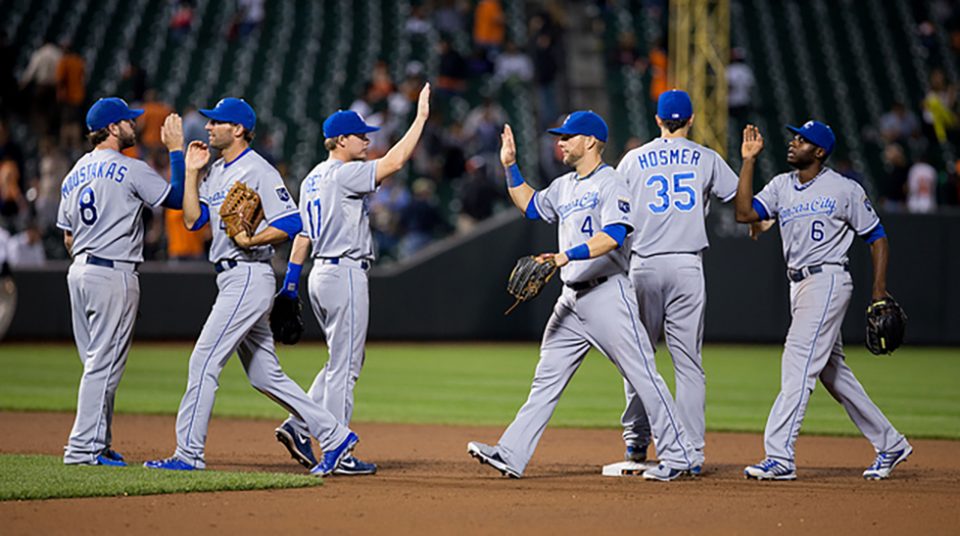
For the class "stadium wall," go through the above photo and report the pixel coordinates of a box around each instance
[6,210,958,344]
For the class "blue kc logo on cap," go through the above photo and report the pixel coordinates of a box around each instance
[86,97,144,131]
[200,98,256,130]
[657,90,693,121]
[786,120,835,155]
[323,110,381,138]
[547,110,608,142]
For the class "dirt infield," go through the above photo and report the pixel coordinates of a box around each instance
[1,412,958,535]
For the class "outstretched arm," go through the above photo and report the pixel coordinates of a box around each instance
[734,125,764,223]
[375,83,430,184]
[869,236,889,301]
[182,141,210,229]
[501,123,537,212]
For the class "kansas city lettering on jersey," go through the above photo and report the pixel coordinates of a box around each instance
[779,195,838,225]
[61,161,129,197]
[556,191,600,220]
[635,147,701,170]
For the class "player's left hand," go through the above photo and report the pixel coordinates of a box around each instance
[416,82,430,120]
[748,219,775,240]
[233,230,254,248]
[536,252,568,268]
[161,113,184,152]
[741,125,764,160]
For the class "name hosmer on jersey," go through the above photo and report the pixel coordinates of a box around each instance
[632,146,702,170]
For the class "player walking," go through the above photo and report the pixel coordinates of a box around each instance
[59,97,185,466]
[735,121,912,480]
[273,84,431,475]
[615,90,740,468]
[467,112,698,481]
[144,98,357,476]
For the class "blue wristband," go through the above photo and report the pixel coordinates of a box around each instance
[280,262,302,298]
[507,163,525,188]
[564,243,591,261]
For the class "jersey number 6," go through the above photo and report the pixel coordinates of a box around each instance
[646,172,697,214]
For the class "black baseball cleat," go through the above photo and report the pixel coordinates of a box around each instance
[467,441,521,478]
[275,422,318,470]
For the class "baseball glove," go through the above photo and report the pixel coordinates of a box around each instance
[270,294,304,345]
[220,181,264,238]
[504,255,558,315]
[865,296,907,355]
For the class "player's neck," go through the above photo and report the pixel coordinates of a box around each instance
[221,141,249,163]
[659,128,688,139]
[574,153,604,178]
[95,138,121,152]
[797,162,824,183]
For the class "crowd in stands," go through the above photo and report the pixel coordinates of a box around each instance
[1,0,958,269]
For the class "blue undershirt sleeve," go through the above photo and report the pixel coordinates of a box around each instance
[862,223,886,244]
[600,223,628,248]
[190,203,210,231]
[525,194,541,220]
[161,150,185,209]
[751,198,770,221]
[270,212,303,240]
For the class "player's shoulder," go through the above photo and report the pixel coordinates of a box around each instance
[824,167,867,194]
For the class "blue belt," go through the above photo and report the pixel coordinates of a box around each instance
[319,257,370,270]
[214,259,269,273]
[787,263,848,283]
[84,254,138,271]
[566,276,608,292]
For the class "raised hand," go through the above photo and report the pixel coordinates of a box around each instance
[500,123,517,167]
[417,82,430,120]
[185,140,211,171]
[741,124,764,160]
[161,113,184,152]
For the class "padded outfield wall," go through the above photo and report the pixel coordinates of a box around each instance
[5,209,959,344]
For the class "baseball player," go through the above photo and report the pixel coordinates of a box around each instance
[467,112,698,481]
[144,98,357,476]
[615,89,740,468]
[273,84,431,475]
[735,121,912,480]
[59,97,185,466]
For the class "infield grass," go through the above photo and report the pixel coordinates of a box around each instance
[0,454,321,500]
[1,343,957,439]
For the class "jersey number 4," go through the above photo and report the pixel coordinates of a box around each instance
[646,172,697,214]
[306,199,322,238]
[79,187,98,225]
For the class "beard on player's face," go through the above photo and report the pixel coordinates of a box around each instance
[115,121,136,150]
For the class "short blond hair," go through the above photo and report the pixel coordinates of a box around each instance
[324,137,339,151]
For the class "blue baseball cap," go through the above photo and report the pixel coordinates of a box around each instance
[547,110,608,142]
[786,120,835,155]
[657,89,693,120]
[323,110,381,138]
[86,97,144,131]
[200,98,256,130]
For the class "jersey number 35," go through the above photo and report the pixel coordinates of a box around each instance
[646,172,697,214]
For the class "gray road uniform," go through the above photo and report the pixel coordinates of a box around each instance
[57,149,171,464]
[281,159,376,434]
[616,137,739,459]
[752,167,908,469]
[171,149,350,468]
[493,165,697,475]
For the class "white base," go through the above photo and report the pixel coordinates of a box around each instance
[601,461,653,477]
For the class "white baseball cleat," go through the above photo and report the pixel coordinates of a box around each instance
[863,445,913,480]
[744,458,797,480]
[467,441,521,478]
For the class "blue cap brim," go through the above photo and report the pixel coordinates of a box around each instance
[199,109,229,122]
[359,125,380,134]
[547,126,574,136]
[785,125,802,136]
[127,109,145,120]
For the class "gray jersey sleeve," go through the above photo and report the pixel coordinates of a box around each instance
[532,177,561,223]
[128,160,172,208]
[258,170,299,225]
[753,174,785,219]
[599,177,635,231]
[57,192,73,232]
[339,161,378,195]
[846,181,881,235]
[709,152,739,202]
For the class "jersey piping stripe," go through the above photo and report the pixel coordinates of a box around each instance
[91,271,129,458]
[149,183,173,208]
[618,278,693,469]
[346,268,355,422]
[784,273,835,455]
[184,266,252,447]
[266,208,300,225]
[856,218,881,236]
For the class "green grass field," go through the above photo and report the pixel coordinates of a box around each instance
[2,342,958,439]
[0,454,322,500]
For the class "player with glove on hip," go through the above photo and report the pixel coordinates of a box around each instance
[467,112,698,481]
[272,84,431,476]
[735,121,912,481]
[145,98,358,476]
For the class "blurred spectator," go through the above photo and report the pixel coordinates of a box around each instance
[473,0,505,56]
[539,116,565,181]
[122,62,148,103]
[405,5,432,36]
[466,46,494,78]
[463,98,507,177]
[165,208,208,261]
[236,0,265,38]
[533,33,559,130]
[0,120,24,222]
[434,0,468,36]
[727,47,755,131]
[369,175,411,260]
[647,38,669,102]
[56,41,86,150]
[834,158,864,185]
[370,59,395,102]
[879,102,920,145]
[611,32,641,68]
[169,0,195,42]
[138,90,174,153]
[182,105,207,145]
[493,41,534,86]
[922,69,958,145]
[437,38,468,96]
[907,153,937,213]
[19,41,62,135]
[3,224,45,268]
[34,136,68,232]
[350,81,379,120]
[456,156,500,233]
[0,32,18,114]
[399,178,446,258]
[880,143,909,210]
